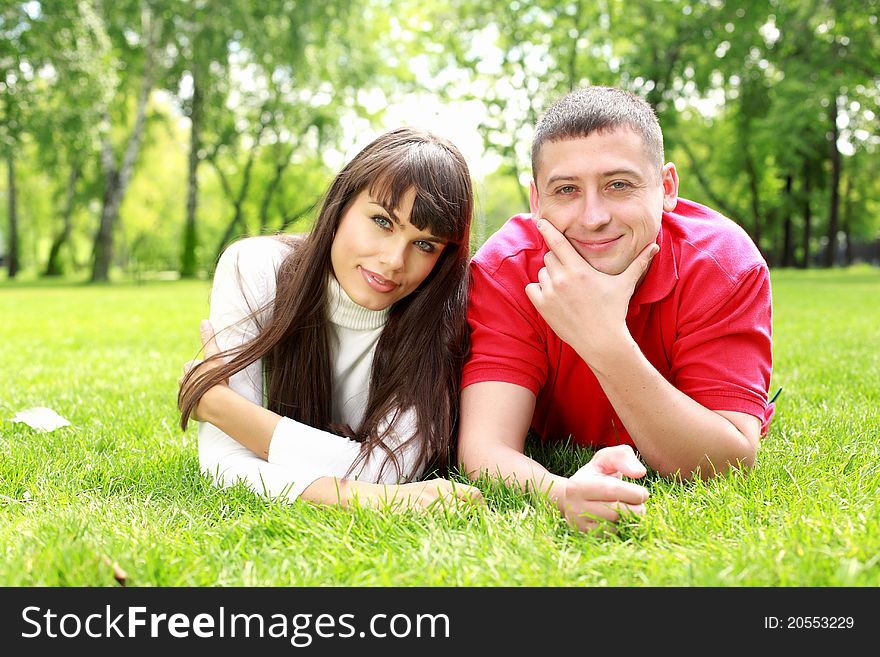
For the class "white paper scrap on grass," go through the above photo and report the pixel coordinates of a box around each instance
[11,407,72,432]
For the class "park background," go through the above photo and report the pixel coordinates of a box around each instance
[1,0,878,587]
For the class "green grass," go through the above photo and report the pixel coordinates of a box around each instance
[1,267,878,586]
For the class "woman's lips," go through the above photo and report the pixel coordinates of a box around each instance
[572,235,622,252]
[359,266,398,293]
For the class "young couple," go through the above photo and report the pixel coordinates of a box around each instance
[178,86,773,533]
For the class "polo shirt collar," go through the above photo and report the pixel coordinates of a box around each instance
[628,216,678,315]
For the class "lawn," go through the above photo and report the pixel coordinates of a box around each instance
[1,267,878,586]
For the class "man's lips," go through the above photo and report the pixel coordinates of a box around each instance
[359,266,399,293]
[571,235,622,252]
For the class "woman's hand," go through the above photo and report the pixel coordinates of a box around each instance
[305,477,485,512]
[179,320,228,422]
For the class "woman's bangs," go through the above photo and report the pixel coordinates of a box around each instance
[367,147,470,243]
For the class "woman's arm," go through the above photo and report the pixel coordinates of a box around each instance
[196,375,481,509]
[192,238,481,508]
[195,238,375,499]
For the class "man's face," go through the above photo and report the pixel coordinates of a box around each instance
[530,127,678,275]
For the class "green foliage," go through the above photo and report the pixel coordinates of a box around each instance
[1,268,878,585]
[2,0,878,276]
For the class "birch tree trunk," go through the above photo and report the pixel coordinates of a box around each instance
[180,66,203,278]
[90,8,158,282]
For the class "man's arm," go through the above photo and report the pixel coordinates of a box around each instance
[458,382,561,496]
[586,338,761,478]
[526,219,761,480]
[459,381,649,532]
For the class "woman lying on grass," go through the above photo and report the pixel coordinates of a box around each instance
[178,127,483,511]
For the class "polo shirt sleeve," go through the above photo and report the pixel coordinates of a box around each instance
[461,258,549,395]
[670,262,772,423]
[197,238,389,501]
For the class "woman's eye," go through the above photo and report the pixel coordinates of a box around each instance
[372,215,392,230]
[414,240,436,254]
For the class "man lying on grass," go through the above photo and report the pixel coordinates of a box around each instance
[458,86,774,533]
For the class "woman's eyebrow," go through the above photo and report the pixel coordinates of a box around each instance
[367,200,447,243]
[368,201,400,224]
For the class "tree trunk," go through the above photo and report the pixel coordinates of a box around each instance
[180,67,203,278]
[91,171,122,282]
[278,198,320,231]
[823,96,841,268]
[259,133,299,232]
[744,148,762,247]
[214,204,245,265]
[212,118,268,263]
[90,10,157,282]
[800,161,813,269]
[678,137,744,226]
[44,163,81,276]
[781,175,795,267]
[5,154,19,279]
[841,167,854,266]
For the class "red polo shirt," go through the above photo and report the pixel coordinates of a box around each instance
[462,198,773,448]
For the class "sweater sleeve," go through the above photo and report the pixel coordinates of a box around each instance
[197,237,403,501]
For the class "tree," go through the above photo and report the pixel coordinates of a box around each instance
[0,2,40,279]
[88,0,169,282]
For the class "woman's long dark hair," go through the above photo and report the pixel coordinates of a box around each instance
[179,127,473,480]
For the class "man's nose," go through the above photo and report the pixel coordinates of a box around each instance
[577,193,612,231]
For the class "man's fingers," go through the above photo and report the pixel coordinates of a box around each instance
[622,242,659,287]
[200,319,220,357]
[543,250,560,270]
[537,266,552,288]
[524,281,542,308]
[585,444,648,479]
[535,218,580,267]
[576,500,647,524]
[567,474,649,505]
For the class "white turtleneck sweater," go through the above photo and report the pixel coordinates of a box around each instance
[198,236,423,501]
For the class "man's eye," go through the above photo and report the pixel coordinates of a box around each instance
[609,181,629,190]
[372,215,392,229]
[558,185,576,194]
[414,240,436,253]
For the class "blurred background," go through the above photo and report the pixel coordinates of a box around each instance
[0,0,877,282]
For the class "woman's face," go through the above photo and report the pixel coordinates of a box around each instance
[330,188,448,310]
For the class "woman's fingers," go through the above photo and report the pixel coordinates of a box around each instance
[429,479,485,507]
[178,359,202,387]
[200,320,220,357]
[390,479,486,511]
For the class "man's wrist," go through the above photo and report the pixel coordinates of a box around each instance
[543,473,569,514]
[579,331,639,377]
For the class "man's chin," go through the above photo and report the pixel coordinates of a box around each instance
[575,251,627,276]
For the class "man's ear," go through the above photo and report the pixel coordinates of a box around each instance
[529,179,540,215]
[661,163,679,212]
